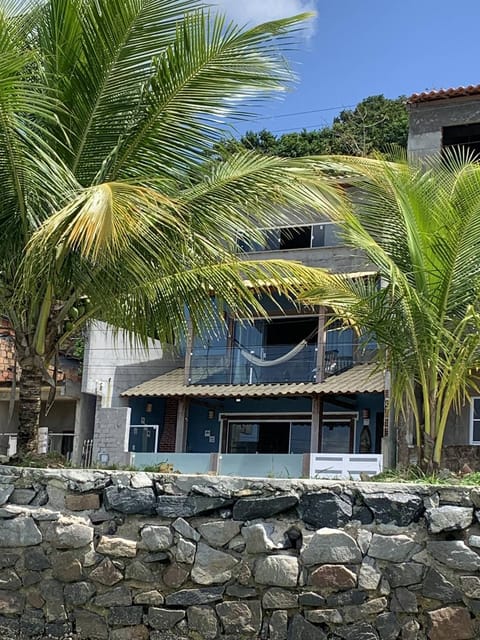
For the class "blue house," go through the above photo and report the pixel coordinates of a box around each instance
[120,220,386,478]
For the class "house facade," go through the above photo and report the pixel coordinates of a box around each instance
[82,216,387,478]
[81,84,480,475]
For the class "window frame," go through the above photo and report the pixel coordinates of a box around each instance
[470,397,480,445]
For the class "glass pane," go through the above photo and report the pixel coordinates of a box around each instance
[311,224,325,247]
[473,420,480,442]
[324,223,343,246]
[290,423,311,453]
[321,422,352,453]
[474,399,480,420]
[229,423,259,454]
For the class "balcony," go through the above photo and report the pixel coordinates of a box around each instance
[188,343,366,386]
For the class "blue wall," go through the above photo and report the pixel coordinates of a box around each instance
[186,396,313,453]
[185,393,384,454]
[129,397,166,451]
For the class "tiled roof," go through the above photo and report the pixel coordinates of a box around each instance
[121,362,384,398]
[408,85,480,104]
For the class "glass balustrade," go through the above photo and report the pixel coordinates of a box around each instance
[188,342,374,385]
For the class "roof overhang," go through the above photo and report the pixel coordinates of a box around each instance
[121,362,384,399]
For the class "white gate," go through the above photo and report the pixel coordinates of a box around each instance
[310,453,383,479]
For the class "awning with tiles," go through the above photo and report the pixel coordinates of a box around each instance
[121,362,384,399]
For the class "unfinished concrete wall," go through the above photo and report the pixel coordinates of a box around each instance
[408,96,480,158]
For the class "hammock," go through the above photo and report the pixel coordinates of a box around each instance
[241,340,308,367]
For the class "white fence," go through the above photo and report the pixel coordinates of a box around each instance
[310,453,383,479]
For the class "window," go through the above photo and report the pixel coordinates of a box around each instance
[471,398,480,444]
[237,222,342,253]
[443,123,480,157]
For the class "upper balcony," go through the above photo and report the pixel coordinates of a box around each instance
[188,342,373,386]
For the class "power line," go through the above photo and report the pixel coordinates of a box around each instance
[245,103,356,123]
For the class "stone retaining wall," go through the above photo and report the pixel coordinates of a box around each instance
[0,468,479,639]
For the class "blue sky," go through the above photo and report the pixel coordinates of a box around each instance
[214,0,480,137]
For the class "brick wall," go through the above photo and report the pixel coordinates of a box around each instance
[158,397,177,452]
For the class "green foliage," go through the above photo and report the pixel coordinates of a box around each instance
[371,466,480,486]
[0,0,338,453]
[303,152,480,467]
[216,95,408,158]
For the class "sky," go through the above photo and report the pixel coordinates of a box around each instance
[213,0,480,137]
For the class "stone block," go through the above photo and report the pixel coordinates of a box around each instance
[0,589,25,614]
[46,518,93,549]
[360,491,424,526]
[94,585,132,607]
[309,564,357,590]
[298,492,353,528]
[75,609,108,639]
[368,534,420,562]
[216,600,262,636]
[64,581,96,606]
[24,547,50,571]
[89,557,123,586]
[0,515,42,546]
[422,568,462,602]
[191,542,238,585]
[134,590,164,605]
[165,586,225,607]
[104,486,156,515]
[426,606,474,640]
[147,607,185,630]
[109,626,150,640]
[301,528,362,565]
[108,605,143,627]
[141,525,173,551]
[198,520,241,547]
[427,541,480,571]
[187,605,218,639]
[172,517,201,541]
[270,610,288,640]
[255,555,298,588]
[263,587,298,609]
[426,506,473,533]
[287,614,327,640]
[51,551,83,582]
[97,535,137,557]
[233,495,298,520]
[64,493,100,511]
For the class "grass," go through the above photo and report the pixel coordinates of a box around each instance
[371,465,480,486]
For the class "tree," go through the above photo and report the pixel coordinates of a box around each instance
[303,152,480,469]
[1,0,339,455]
[217,95,408,158]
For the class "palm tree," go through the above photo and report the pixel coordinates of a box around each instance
[303,153,480,469]
[1,0,339,456]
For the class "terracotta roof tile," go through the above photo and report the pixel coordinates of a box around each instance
[408,84,480,104]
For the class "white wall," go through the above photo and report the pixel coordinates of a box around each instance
[82,321,181,407]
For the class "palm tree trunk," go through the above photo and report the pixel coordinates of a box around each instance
[17,363,42,456]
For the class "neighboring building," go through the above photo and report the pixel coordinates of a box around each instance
[408,84,480,159]
[0,319,92,461]
[407,84,480,469]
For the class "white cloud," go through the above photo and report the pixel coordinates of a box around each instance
[212,0,318,30]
